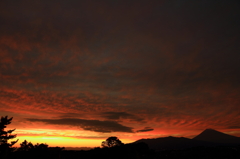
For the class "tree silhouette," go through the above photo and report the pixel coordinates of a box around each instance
[34,143,49,150]
[101,136,124,148]
[18,140,34,151]
[0,116,18,157]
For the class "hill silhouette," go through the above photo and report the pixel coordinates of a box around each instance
[134,136,218,150]
[134,129,240,150]
[193,128,240,144]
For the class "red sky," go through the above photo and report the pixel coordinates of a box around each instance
[1,0,240,148]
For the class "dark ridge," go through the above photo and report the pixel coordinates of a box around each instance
[193,128,240,144]
[134,136,219,150]
[134,129,240,150]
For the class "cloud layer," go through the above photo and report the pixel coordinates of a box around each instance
[136,127,154,133]
[0,0,240,142]
[26,118,133,133]
[101,112,143,122]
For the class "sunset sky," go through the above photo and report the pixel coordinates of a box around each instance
[1,0,240,148]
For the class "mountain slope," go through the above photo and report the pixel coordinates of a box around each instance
[134,136,218,150]
[134,129,240,150]
[193,129,240,144]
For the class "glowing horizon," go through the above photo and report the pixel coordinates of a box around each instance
[1,0,240,148]
[9,126,240,148]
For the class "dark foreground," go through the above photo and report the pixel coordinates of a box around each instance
[3,144,240,159]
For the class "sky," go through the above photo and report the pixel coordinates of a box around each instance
[0,0,240,148]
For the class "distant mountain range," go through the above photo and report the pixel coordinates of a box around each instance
[134,129,240,150]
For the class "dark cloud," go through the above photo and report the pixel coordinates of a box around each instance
[1,0,240,138]
[101,112,143,122]
[58,113,83,118]
[227,126,240,129]
[26,118,133,133]
[136,127,154,133]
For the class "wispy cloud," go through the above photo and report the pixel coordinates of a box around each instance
[0,0,240,142]
[101,112,143,122]
[136,127,154,133]
[26,118,133,133]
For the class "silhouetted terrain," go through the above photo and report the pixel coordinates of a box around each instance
[135,129,240,150]
[64,147,92,151]
[193,128,240,144]
[134,136,220,150]
[3,129,240,159]
[8,142,152,159]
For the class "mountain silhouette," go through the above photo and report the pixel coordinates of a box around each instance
[134,129,240,150]
[134,136,218,150]
[193,128,240,144]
